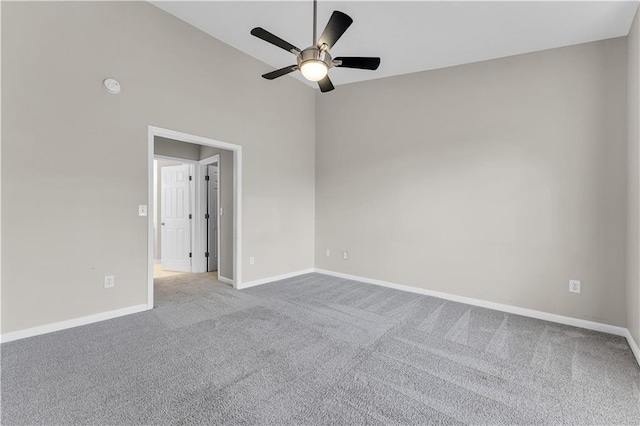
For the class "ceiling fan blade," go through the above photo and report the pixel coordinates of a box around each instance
[262,65,298,80]
[318,75,335,93]
[251,27,301,55]
[334,57,381,70]
[317,11,353,50]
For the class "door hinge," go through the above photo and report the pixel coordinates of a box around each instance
[189,252,192,258]
[189,175,193,181]
[205,213,210,219]
[205,175,210,181]
[205,252,209,258]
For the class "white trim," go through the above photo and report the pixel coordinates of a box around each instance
[148,126,243,307]
[200,155,221,164]
[148,131,154,308]
[0,304,149,344]
[189,163,196,272]
[218,275,235,286]
[313,269,628,337]
[0,0,4,347]
[625,329,640,366]
[236,268,315,290]
[234,144,243,286]
[215,160,221,278]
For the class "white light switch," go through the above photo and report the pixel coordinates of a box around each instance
[138,205,147,216]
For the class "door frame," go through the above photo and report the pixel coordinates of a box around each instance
[198,155,221,277]
[147,126,243,309]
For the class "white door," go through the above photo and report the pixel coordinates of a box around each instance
[161,164,191,272]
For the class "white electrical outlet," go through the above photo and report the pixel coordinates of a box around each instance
[342,251,348,260]
[326,249,330,257]
[569,280,581,294]
[138,205,147,216]
[249,256,255,265]
[104,275,115,289]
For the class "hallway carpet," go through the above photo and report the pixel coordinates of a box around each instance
[2,273,639,424]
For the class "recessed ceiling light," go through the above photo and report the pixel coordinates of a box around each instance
[103,78,121,94]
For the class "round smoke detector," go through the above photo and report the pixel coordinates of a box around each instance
[102,78,121,94]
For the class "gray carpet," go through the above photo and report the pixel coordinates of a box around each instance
[2,273,640,425]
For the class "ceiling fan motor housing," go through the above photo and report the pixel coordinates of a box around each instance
[297,47,333,70]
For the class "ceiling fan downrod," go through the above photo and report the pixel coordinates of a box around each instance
[313,0,318,46]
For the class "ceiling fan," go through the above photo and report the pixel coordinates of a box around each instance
[250,0,381,93]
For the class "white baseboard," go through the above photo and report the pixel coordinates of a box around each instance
[4,269,638,367]
[218,275,234,286]
[314,268,628,337]
[625,329,640,366]
[236,268,315,290]
[0,304,150,344]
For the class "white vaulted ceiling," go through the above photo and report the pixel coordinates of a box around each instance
[151,1,639,88]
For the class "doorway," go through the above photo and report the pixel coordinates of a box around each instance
[147,127,243,309]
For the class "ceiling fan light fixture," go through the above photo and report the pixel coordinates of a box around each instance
[300,60,328,81]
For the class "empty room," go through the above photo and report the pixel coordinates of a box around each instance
[2,0,640,424]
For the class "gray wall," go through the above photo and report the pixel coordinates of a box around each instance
[628,6,640,344]
[155,137,200,161]
[315,38,628,327]
[1,1,315,333]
